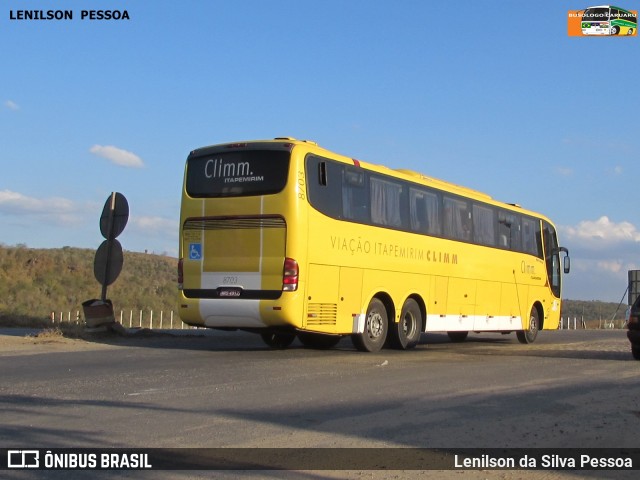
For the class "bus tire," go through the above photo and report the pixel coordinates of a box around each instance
[352,298,388,352]
[628,28,635,35]
[447,331,469,342]
[631,345,640,360]
[517,307,539,344]
[261,331,296,349]
[612,26,620,35]
[389,298,422,349]
[298,332,342,349]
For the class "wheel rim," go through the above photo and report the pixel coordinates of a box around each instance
[402,311,417,338]
[529,315,538,334]
[368,311,384,339]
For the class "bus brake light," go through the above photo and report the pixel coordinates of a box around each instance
[178,258,184,290]
[283,257,299,291]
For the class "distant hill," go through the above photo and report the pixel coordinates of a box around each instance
[0,245,628,328]
[0,245,177,327]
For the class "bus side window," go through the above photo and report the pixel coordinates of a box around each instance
[522,217,542,257]
[498,211,521,250]
[305,155,342,218]
[410,189,427,233]
[411,188,442,236]
[342,167,368,223]
[473,204,496,246]
[443,196,471,242]
[371,177,403,228]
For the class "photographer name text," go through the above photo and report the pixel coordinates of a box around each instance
[9,10,130,21]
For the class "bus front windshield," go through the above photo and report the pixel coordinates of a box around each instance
[583,7,610,21]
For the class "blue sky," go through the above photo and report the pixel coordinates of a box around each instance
[1,0,639,302]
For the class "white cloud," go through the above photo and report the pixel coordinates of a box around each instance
[560,217,640,300]
[5,100,19,111]
[561,216,640,245]
[0,189,83,225]
[90,145,144,168]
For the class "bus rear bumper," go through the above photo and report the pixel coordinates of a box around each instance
[179,297,267,328]
[201,299,266,328]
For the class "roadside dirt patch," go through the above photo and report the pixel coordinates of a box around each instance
[0,328,109,356]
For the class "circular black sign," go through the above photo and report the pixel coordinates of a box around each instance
[100,192,129,240]
[94,239,124,286]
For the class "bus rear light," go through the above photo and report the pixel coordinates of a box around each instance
[178,258,184,290]
[282,257,299,291]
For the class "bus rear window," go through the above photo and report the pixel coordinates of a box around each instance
[186,150,290,198]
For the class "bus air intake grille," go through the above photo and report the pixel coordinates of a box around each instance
[307,303,338,326]
[183,216,286,230]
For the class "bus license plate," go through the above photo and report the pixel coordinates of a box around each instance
[218,287,242,298]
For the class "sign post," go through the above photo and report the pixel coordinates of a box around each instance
[83,192,129,329]
[96,192,129,300]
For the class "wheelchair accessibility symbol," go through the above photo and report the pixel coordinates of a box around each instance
[189,243,202,260]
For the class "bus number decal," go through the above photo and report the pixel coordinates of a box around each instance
[297,171,305,200]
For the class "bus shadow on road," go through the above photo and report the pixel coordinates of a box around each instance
[71,328,637,362]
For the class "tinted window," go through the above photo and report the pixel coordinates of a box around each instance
[473,204,496,246]
[342,167,369,223]
[410,188,441,235]
[522,217,542,257]
[186,150,290,198]
[544,222,561,297]
[498,211,521,251]
[371,177,404,228]
[443,196,471,242]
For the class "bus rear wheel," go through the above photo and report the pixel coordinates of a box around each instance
[517,307,539,344]
[389,298,422,349]
[261,331,296,349]
[298,332,342,349]
[352,298,388,352]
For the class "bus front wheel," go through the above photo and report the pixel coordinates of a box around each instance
[261,331,296,349]
[352,298,388,352]
[389,298,422,349]
[517,307,539,344]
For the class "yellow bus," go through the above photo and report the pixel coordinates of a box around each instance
[581,5,637,35]
[178,138,570,352]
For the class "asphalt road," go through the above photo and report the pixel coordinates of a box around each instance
[0,328,638,479]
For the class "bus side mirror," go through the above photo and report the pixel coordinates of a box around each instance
[554,247,570,274]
